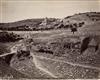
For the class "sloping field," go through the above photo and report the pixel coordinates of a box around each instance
[0,22,100,79]
[34,55,100,78]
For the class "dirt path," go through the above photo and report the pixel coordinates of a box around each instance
[30,52,58,78]
[33,53,100,71]
[0,44,58,78]
[0,52,15,57]
[0,40,100,78]
[0,50,100,71]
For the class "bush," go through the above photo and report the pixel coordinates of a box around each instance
[0,32,22,42]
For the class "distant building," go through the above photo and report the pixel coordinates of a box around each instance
[40,17,48,26]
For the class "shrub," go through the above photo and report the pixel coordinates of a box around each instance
[0,32,22,42]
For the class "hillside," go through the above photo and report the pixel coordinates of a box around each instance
[0,12,100,79]
[0,58,30,79]
[63,12,100,24]
[0,12,100,31]
[0,29,100,79]
[0,18,59,31]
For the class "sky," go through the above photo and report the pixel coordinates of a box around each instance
[0,0,100,23]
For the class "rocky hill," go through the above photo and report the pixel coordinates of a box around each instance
[63,12,100,24]
[0,12,100,31]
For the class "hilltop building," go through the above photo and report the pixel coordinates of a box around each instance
[40,17,48,26]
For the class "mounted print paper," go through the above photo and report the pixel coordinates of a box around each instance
[0,0,100,79]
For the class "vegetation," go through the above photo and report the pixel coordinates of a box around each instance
[2,12,99,31]
[0,32,23,42]
[0,21,85,31]
[24,37,81,57]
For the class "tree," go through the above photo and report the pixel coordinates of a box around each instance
[71,27,77,34]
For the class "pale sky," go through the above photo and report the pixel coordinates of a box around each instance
[0,0,100,23]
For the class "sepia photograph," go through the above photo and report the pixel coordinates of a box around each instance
[0,0,100,79]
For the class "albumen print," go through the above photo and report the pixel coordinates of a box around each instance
[0,0,100,79]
